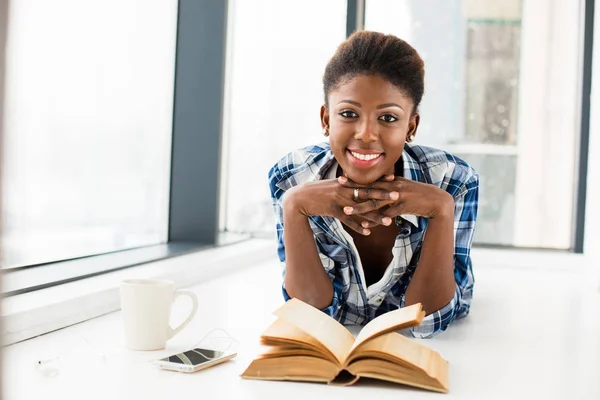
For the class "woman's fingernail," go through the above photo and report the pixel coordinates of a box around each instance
[361,221,369,228]
[363,229,371,235]
[390,191,399,200]
[338,176,347,183]
[387,174,395,180]
[382,217,392,226]
[344,207,353,214]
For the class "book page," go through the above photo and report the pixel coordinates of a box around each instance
[273,298,355,364]
[346,358,448,393]
[349,332,448,389]
[350,303,424,352]
[262,318,322,347]
[350,332,431,370]
[258,345,326,359]
[261,318,337,362]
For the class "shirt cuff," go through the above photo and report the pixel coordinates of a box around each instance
[406,289,460,339]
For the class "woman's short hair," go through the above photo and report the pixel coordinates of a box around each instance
[323,30,425,114]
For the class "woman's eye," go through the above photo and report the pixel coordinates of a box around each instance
[379,114,398,123]
[340,111,358,118]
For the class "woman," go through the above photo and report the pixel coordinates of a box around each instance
[268,31,479,338]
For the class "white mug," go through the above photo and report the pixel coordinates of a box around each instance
[120,279,198,351]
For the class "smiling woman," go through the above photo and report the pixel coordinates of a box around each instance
[269,31,479,338]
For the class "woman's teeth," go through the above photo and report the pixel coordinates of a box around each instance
[350,151,381,161]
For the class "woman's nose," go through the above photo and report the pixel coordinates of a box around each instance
[354,119,378,142]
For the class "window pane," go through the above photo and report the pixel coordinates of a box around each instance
[1,0,177,268]
[222,0,347,234]
[366,0,581,249]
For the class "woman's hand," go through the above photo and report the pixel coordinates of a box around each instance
[338,176,455,227]
[282,175,398,235]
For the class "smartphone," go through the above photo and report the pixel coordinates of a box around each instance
[153,348,237,373]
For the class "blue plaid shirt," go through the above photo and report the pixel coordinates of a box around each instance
[268,142,479,338]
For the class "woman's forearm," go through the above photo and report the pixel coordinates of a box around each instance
[282,193,334,309]
[404,207,456,314]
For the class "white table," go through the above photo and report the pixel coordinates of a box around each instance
[4,258,600,399]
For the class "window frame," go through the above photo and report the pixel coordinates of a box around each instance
[574,0,595,253]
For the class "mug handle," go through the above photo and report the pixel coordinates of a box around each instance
[167,289,199,340]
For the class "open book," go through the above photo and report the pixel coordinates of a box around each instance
[241,298,449,393]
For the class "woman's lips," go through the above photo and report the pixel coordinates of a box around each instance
[346,149,383,169]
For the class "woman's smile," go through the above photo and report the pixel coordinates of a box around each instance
[346,148,384,169]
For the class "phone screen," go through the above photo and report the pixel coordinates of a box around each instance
[159,348,224,366]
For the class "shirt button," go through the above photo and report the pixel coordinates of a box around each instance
[376,297,383,303]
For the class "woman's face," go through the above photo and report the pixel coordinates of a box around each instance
[321,74,419,185]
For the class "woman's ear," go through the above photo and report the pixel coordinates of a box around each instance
[406,113,420,142]
[320,105,330,136]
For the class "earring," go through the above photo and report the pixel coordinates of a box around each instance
[406,135,415,143]
[323,129,329,137]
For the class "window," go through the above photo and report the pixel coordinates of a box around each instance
[2,0,591,290]
[365,0,583,249]
[1,0,178,269]
[221,0,348,235]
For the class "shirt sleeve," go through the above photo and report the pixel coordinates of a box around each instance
[407,173,479,338]
[269,165,343,318]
